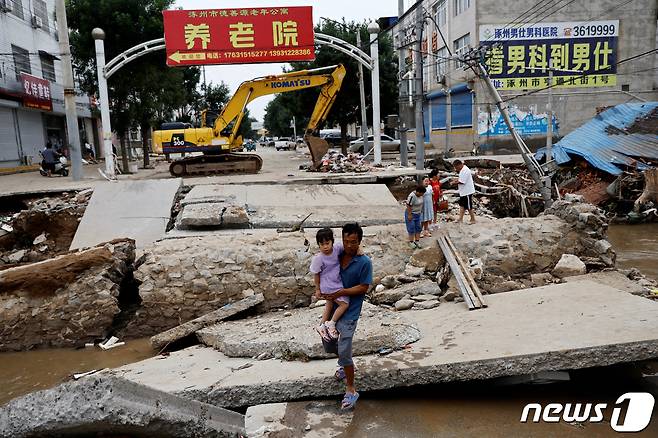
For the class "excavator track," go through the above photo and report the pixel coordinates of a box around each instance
[168,153,263,177]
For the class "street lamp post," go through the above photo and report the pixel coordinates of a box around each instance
[368,22,382,165]
[92,28,116,180]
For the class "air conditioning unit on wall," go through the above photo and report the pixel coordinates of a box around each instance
[32,15,43,28]
[0,0,13,13]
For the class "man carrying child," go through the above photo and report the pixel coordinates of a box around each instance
[310,223,372,410]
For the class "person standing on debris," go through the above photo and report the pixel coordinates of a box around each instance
[405,185,426,248]
[310,228,350,340]
[322,223,372,410]
[429,169,443,228]
[453,160,476,224]
[421,178,434,237]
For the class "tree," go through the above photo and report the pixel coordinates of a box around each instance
[263,20,399,153]
[68,0,198,169]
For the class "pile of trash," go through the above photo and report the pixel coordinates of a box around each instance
[312,150,372,173]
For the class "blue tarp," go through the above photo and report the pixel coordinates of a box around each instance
[535,103,658,175]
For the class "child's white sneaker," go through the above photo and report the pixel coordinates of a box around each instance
[325,320,339,339]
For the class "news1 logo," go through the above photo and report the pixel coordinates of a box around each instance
[520,392,655,432]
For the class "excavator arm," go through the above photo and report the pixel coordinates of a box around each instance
[214,64,346,157]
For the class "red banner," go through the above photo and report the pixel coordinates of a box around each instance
[163,6,315,66]
[21,73,52,111]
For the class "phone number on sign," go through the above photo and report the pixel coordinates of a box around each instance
[224,48,311,59]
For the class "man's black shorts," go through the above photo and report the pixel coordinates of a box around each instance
[458,194,473,210]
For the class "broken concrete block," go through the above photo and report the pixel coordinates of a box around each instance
[222,205,250,226]
[411,294,437,302]
[7,249,26,264]
[552,254,587,278]
[531,272,554,287]
[490,280,523,294]
[442,290,458,301]
[404,264,425,278]
[151,293,265,351]
[415,300,440,310]
[565,193,584,203]
[380,275,398,289]
[374,284,386,293]
[409,246,445,272]
[196,303,420,360]
[394,299,415,311]
[371,279,439,305]
[32,233,47,245]
[0,375,245,437]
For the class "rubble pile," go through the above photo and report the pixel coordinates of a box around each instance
[311,151,372,173]
[0,239,135,351]
[0,190,91,267]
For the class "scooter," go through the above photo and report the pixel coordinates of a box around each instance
[39,155,69,177]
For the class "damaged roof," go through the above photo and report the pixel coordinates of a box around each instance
[535,103,658,175]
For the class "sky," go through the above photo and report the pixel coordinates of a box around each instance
[174,0,399,122]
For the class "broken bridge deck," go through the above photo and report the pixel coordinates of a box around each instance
[110,280,658,409]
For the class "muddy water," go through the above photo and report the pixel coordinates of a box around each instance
[608,223,658,280]
[0,338,153,406]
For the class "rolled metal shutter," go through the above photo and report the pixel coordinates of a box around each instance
[0,108,20,166]
[451,90,473,127]
[17,110,45,164]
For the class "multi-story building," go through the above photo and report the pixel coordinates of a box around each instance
[392,0,658,153]
[0,0,99,168]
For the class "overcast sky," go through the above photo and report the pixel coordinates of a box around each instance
[173,0,400,122]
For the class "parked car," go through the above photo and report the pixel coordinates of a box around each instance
[322,132,357,147]
[275,137,295,151]
[259,137,274,147]
[348,134,415,154]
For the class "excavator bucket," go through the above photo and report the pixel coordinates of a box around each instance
[305,135,330,169]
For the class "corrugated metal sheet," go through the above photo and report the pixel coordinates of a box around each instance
[535,103,658,175]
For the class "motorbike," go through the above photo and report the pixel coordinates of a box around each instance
[39,155,69,177]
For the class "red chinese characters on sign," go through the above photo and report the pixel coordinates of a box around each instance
[163,6,315,66]
[20,73,52,111]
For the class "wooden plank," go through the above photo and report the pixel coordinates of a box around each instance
[445,235,487,308]
[436,234,476,310]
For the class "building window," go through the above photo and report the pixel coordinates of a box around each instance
[11,44,31,80]
[453,33,470,69]
[435,47,449,82]
[6,0,24,20]
[454,0,470,16]
[40,54,56,82]
[433,0,447,27]
[33,0,49,29]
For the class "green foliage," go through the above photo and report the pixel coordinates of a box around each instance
[263,20,398,142]
[67,0,199,137]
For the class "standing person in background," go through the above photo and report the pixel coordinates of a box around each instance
[453,160,476,224]
[429,169,443,229]
[420,177,434,237]
[405,184,426,248]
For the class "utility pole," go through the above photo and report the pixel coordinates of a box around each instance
[397,0,408,167]
[291,116,297,139]
[356,31,370,157]
[55,0,82,181]
[413,4,425,171]
[473,60,552,206]
[546,60,553,164]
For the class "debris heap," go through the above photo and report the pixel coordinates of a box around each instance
[310,151,372,173]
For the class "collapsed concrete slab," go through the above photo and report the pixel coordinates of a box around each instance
[0,239,135,351]
[0,375,245,437]
[179,184,403,228]
[70,179,181,250]
[196,303,421,360]
[111,281,658,409]
[151,293,265,351]
[245,401,353,438]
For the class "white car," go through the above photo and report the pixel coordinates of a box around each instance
[275,137,295,151]
[348,134,415,154]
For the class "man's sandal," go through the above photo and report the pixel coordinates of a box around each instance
[334,367,346,381]
[341,391,360,410]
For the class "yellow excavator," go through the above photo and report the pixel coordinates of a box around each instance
[152,64,346,177]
